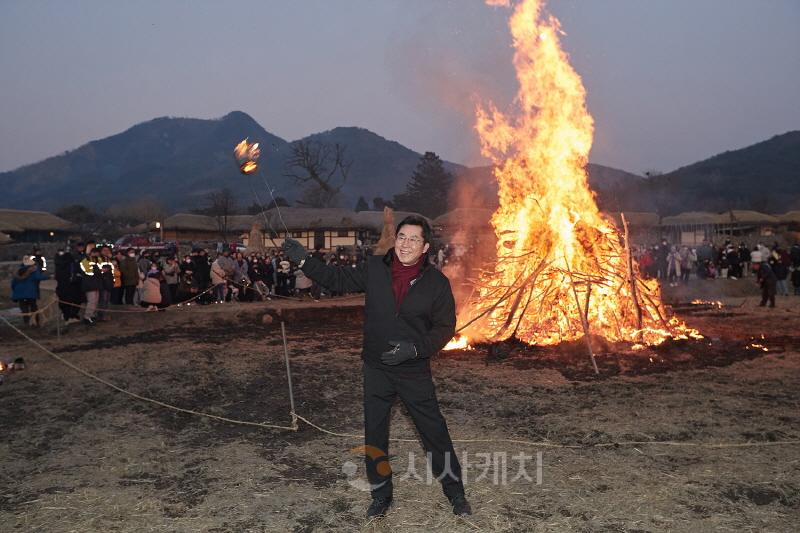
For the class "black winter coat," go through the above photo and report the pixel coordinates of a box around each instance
[301,250,456,371]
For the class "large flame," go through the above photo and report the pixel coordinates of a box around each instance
[454,0,699,347]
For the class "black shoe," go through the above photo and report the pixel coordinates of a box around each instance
[366,496,392,519]
[82,317,95,325]
[449,494,472,516]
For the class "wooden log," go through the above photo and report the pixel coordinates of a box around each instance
[621,213,644,342]
[562,252,599,375]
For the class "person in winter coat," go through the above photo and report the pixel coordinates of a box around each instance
[755,260,777,308]
[772,249,790,296]
[232,252,251,300]
[80,247,103,324]
[119,248,140,305]
[94,245,114,321]
[791,266,800,296]
[178,269,200,302]
[666,246,681,286]
[54,246,82,323]
[790,243,800,269]
[283,215,471,519]
[141,269,162,311]
[248,257,270,300]
[210,256,228,303]
[97,257,114,321]
[638,248,654,279]
[275,259,292,296]
[162,257,180,303]
[678,247,694,284]
[111,258,123,305]
[293,265,313,298]
[193,249,212,302]
[11,256,50,326]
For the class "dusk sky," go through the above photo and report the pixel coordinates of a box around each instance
[1,0,798,175]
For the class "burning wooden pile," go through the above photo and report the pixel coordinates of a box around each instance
[449,0,701,357]
[0,357,26,385]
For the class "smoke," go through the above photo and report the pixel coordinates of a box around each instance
[384,2,516,167]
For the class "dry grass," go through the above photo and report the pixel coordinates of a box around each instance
[0,283,799,532]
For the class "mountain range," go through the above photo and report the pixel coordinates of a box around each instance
[0,111,797,215]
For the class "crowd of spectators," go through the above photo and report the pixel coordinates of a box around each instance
[8,237,799,327]
[635,238,800,306]
[8,241,371,327]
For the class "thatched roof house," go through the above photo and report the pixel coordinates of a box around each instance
[153,208,429,249]
[251,207,429,250]
[0,209,73,242]
[660,210,781,245]
[433,208,494,230]
[660,211,722,226]
[604,212,660,228]
[777,211,800,224]
[661,210,779,227]
[253,207,428,234]
[718,210,779,225]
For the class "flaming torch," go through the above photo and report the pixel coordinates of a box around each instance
[453,0,700,356]
[234,138,261,174]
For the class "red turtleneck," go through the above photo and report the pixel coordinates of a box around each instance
[391,250,423,309]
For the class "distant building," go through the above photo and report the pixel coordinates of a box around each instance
[0,209,73,243]
[153,208,428,251]
[660,210,780,245]
[247,207,429,250]
[151,214,256,243]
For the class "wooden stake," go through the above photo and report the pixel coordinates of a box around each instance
[563,253,599,375]
[280,321,298,430]
[621,213,644,342]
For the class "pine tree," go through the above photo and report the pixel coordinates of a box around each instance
[392,152,453,218]
[354,196,369,212]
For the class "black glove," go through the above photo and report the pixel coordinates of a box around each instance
[380,340,418,365]
[283,238,308,264]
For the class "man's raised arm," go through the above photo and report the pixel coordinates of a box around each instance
[283,238,367,294]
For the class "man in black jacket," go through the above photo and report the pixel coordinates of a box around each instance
[284,215,471,519]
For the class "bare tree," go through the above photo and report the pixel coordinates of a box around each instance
[284,141,352,208]
[206,188,237,243]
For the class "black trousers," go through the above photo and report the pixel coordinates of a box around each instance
[363,362,464,499]
[56,282,81,320]
[18,299,37,325]
[760,281,776,307]
[123,285,137,305]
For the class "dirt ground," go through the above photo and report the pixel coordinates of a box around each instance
[1,279,799,532]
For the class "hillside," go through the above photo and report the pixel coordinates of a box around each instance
[0,111,288,212]
[1,110,794,216]
[450,163,645,209]
[0,114,466,212]
[623,131,800,214]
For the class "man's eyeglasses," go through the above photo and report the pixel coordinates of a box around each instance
[396,234,424,246]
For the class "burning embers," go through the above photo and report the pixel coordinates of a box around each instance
[0,357,26,385]
[451,0,700,350]
[234,138,260,174]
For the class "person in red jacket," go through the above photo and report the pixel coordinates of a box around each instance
[284,216,471,520]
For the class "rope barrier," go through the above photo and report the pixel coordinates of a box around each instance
[0,314,296,431]
[0,295,58,317]
[2,314,798,450]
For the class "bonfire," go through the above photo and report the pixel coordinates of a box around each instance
[451,0,701,356]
